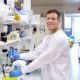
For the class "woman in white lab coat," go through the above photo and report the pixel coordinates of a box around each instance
[13,9,70,80]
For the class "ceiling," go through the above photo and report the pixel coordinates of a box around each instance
[31,0,80,6]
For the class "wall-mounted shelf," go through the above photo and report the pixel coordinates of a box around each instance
[0,37,34,46]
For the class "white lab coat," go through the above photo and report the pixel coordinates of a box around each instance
[18,29,70,80]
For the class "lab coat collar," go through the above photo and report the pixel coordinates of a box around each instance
[48,29,62,38]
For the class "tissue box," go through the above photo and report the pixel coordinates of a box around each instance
[2,76,18,80]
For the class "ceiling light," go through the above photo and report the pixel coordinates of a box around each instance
[14,0,18,2]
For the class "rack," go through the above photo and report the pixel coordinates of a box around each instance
[0,19,35,52]
[0,37,34,49]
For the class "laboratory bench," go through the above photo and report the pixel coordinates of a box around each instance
[0,70,41,80]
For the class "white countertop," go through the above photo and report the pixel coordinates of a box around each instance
[0,70,41,80]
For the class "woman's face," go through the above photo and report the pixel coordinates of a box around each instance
[46,13,60,32]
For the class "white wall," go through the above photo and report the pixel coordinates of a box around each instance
[23,0,31,10]
[32,5,80,15]
[0,0,4,3]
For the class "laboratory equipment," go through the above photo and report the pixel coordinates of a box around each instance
[1,32,7,42]
[9,60,27,77]
[1,52,27,80]
[2,64,6,77]
[7,47,20,66]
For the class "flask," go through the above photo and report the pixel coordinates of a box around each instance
[14,12,20,21]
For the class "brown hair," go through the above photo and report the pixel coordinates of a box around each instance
[46,9,61,20]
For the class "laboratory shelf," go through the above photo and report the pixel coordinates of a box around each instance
[0,37,34,46]
[3,20,38,26]
[3,20,19,25]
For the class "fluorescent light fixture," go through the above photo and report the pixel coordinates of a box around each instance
[21,3,23,7]
[14,0,18,2]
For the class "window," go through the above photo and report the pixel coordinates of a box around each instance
[65,16,72,28]
[64,13,80,42]
[64,16,72,37]
[73,17,80,41]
